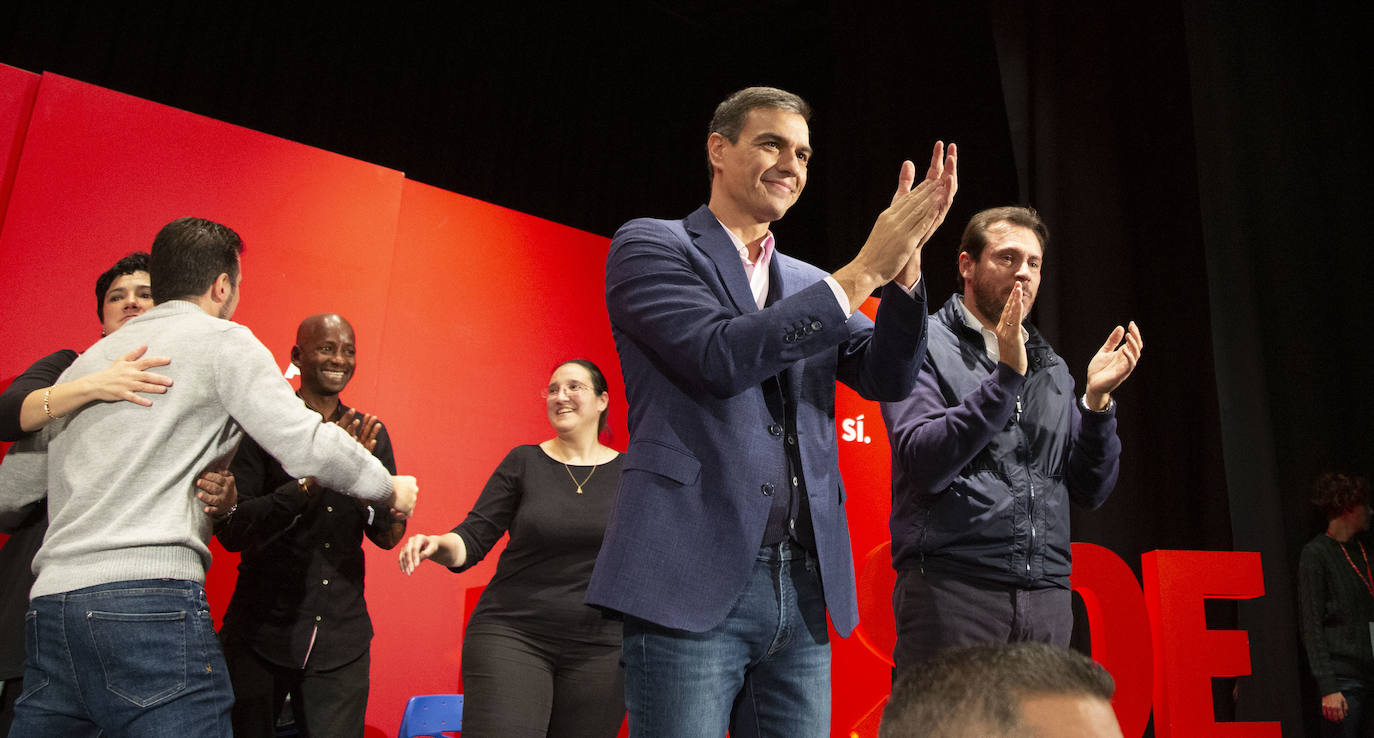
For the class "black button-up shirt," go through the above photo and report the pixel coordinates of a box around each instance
[216,399,401,670]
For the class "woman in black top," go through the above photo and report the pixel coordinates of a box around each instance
[399,359,624,738]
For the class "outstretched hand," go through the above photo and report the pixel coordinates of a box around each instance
[1084,321,1143,410]
[398,533,441,575]
[84,345,173,407]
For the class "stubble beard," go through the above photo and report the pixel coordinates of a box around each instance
[218,290,237,320]
[970,275,1008,328]
[970,273,1031,328]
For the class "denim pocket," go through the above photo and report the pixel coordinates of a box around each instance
[15,609,50,702]
[86,609,188,707]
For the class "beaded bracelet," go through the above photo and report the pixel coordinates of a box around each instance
[43,388,64,420]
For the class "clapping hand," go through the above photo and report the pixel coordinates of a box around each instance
[834,141,958,304]
[889,142,960,288]
[1084,321,1143,411]
[334,408,381,451]
[996,283,1028,375]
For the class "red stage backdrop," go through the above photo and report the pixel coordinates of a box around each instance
[0,69,1282,736]
[0,64,38,236]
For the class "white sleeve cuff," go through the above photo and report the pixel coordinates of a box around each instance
[822,275,920,317]
[896,275,921,298]
[823,276,852,316]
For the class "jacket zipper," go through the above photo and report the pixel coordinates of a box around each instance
[1015,391,1036,582]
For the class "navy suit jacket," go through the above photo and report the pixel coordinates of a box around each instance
[586,205,927,635]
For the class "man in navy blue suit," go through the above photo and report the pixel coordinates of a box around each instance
[586,86,958,737]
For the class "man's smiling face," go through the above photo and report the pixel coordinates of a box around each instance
[709,107,811,225]
[294,315,356,396]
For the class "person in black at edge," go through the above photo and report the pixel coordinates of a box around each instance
[215,313,405,738]
[0,252,235,733]
[1299,472,1374,737]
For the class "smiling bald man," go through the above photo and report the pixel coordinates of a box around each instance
[215,313,405,738]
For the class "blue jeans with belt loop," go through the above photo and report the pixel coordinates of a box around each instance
[11,579,233,738]
[622,540,831,738]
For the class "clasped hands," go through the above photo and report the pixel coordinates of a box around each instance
[833,141,958,306]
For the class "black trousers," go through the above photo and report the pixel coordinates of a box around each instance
[460,621,624,738]
[890,568,1073,683]
[0,677,19,736]
[220,632,370,738]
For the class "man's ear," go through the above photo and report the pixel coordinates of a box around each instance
[957,252,975,282]
[290,345,302,368]
[213,272,233,301]
[706,132,728,170]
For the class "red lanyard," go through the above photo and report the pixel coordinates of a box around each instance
[1332,537,1374,601]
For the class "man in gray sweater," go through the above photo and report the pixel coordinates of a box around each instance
[0,217,418,737]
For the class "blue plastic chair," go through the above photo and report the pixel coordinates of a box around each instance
[397,693,463,737]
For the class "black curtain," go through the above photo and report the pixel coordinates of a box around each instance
[1180,2,1373,734]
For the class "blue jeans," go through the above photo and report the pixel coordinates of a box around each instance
[11,579,232,738]
[622,541,830,738]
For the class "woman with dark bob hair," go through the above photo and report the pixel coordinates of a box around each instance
[399,358,624,737]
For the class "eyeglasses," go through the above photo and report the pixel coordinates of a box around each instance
[541,382,594,399]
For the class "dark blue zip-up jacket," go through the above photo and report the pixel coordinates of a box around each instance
[880,295,1121,589]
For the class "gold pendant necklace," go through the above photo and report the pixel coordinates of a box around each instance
[563,461,596,494]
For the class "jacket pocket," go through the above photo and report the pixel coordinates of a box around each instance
[625,440,701,486]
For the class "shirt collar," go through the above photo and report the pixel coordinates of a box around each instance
[297,391,347,423]
[717,217,775,267]
[956,294,1027,362]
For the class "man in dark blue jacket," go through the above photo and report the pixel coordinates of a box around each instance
[880,206,1143,682]
[587,86,957,738]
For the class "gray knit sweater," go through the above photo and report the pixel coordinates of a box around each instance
[0,300,393,599]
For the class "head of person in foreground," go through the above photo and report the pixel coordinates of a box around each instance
[881,641,1122,738]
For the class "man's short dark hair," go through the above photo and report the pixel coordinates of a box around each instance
[1311,472,1371,520]
[705,86,812,185]
[880,642,1115,738]
[93,251,150,321]
[957,206,1050,292]
[149,217,244,304]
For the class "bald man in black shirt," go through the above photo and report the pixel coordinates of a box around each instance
[216,313,404,738]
